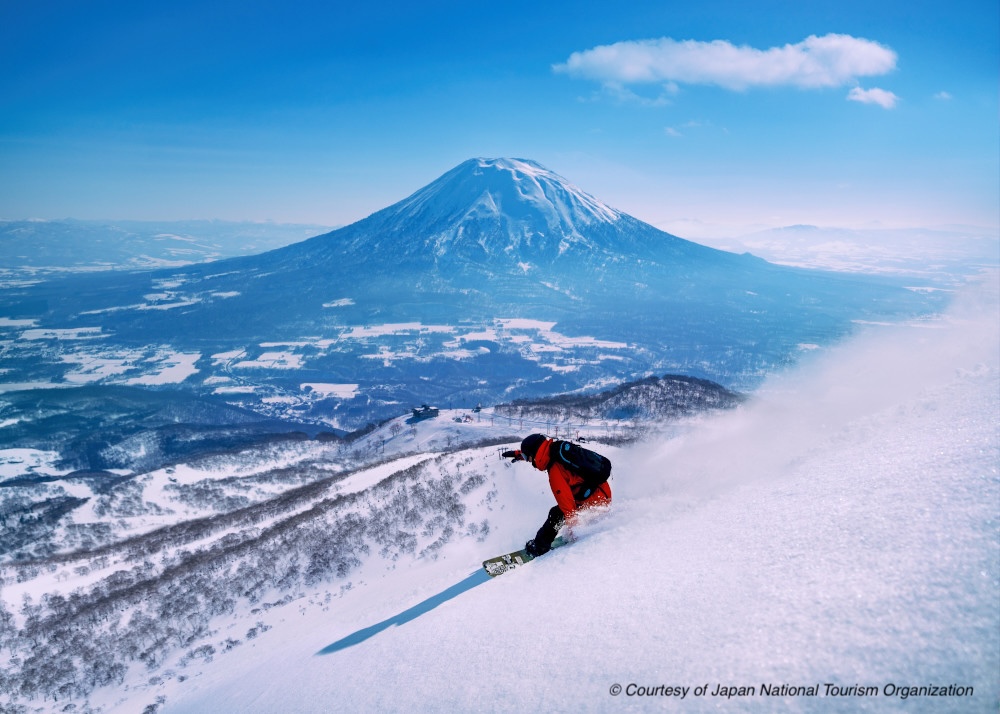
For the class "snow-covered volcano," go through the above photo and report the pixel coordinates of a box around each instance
[278,156,712,275]
[22,155,928,330]
[0,158,943,430]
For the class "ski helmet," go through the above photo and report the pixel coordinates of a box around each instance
[520,433,546,461]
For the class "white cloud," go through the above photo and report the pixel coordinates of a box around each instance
[847,86,899,109]
[555,33,897,91]
[665,120,715,138]
[934,91,953,101]
[593,83,674,107]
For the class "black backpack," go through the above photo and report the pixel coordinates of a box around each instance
[550,440,612,496]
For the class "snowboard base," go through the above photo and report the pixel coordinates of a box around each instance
[482,536,567,577]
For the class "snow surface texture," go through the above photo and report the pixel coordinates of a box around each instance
[158,275,999,713]
[390,158,622,239]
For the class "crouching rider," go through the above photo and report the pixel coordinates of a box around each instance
[503,433,612,557]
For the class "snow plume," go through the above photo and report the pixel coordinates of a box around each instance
[622,272,998,505]
[555,33,897,93]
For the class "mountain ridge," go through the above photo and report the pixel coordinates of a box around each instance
[495,373,744,426]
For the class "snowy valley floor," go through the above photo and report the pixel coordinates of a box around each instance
[98,278,999,714]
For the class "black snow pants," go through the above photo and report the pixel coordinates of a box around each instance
[530,505,564,555]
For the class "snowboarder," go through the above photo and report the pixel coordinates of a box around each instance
[503,433,612,557]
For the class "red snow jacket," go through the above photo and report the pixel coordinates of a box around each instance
[530,438,611,518]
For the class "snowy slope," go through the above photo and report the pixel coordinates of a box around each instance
[143,276,999,714]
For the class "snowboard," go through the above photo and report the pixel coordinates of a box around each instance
[482,536,567,577]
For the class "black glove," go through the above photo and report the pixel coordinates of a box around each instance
[502,450,523,462]
[524,539,549,557]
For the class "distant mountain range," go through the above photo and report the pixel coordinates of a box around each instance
[0,158,943,431]
[0,219,332,273]
[699,223,999,280]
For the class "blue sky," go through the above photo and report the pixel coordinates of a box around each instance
[1,0,997,235]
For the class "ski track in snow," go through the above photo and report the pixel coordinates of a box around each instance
[142,276,1000,714]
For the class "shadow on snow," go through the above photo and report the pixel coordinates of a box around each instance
[317,569,490,655]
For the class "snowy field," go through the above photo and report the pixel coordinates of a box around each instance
[133,274,999,714]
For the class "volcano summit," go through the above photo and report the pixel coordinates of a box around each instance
[1,158,939,431]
